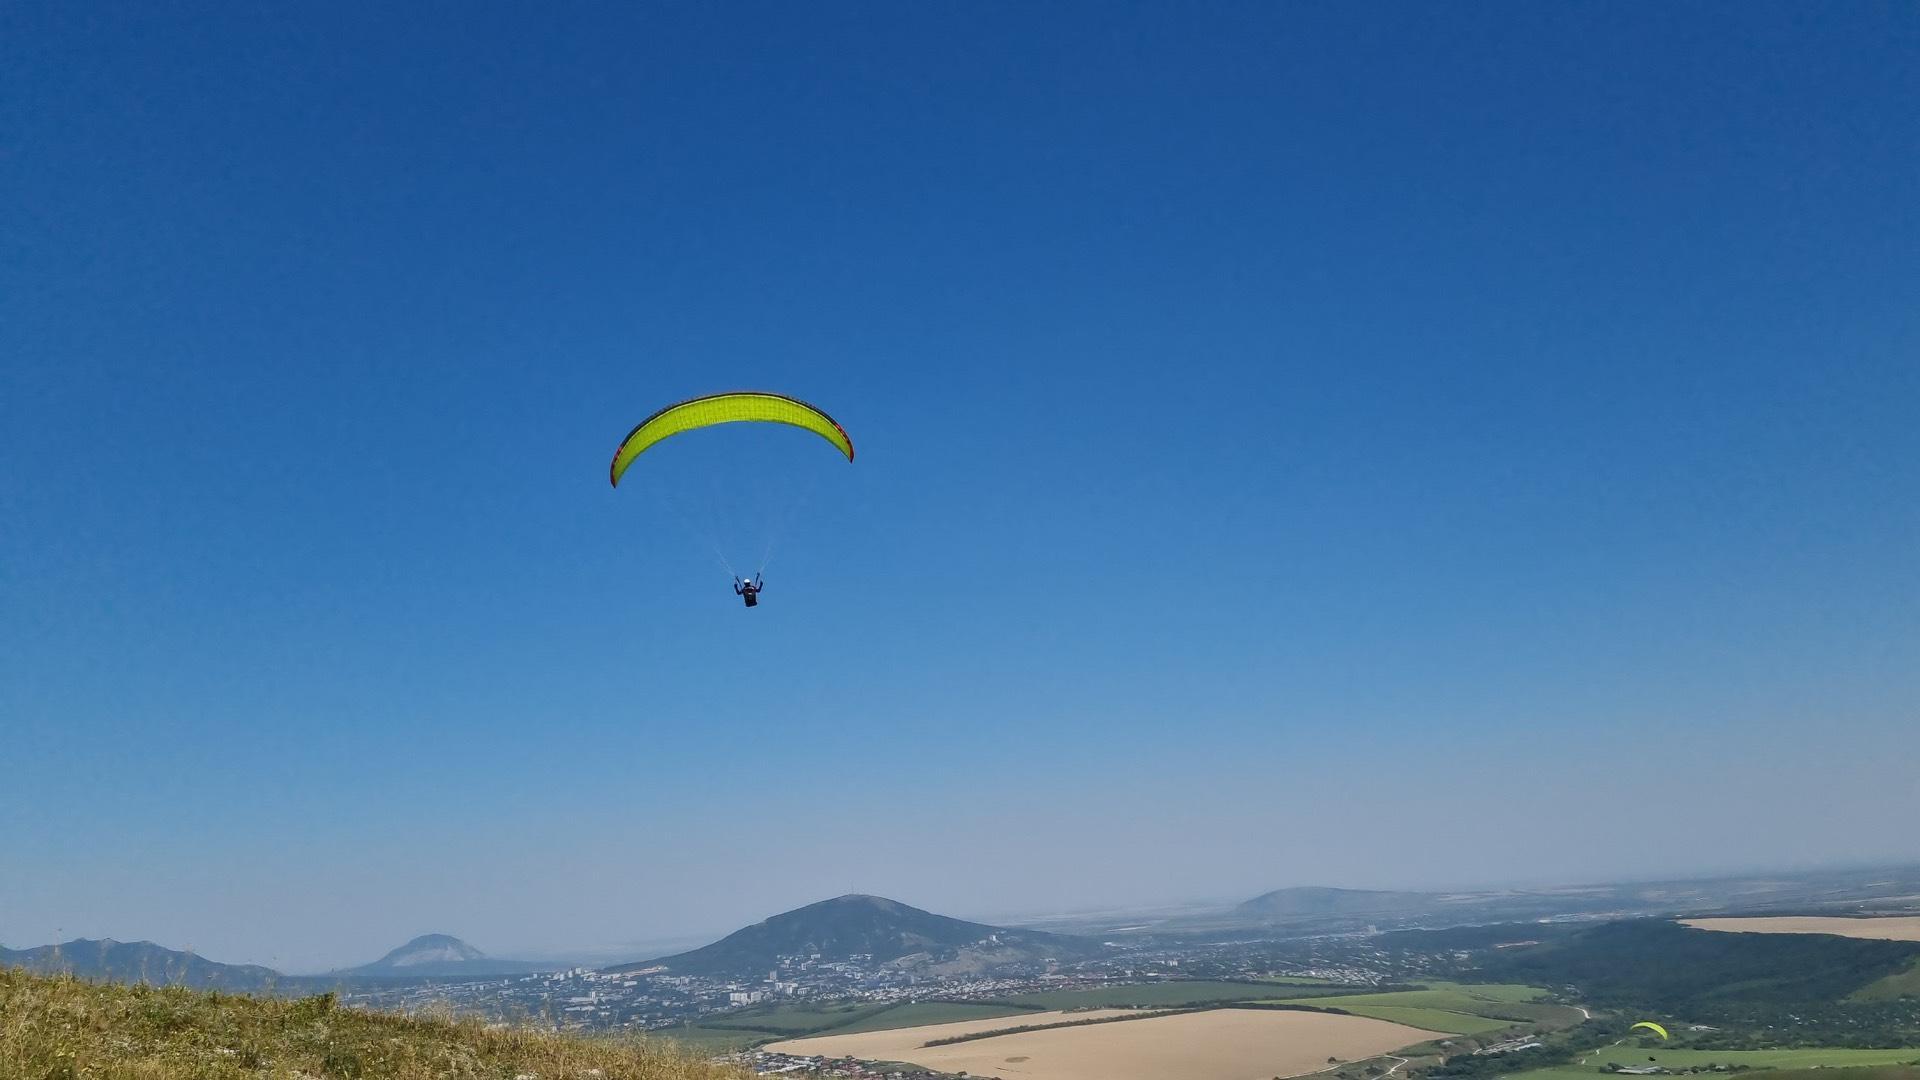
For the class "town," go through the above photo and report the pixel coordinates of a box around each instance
[337,933,1429,1036]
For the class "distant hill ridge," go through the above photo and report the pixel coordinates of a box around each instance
[1235,886,1444,918]
[343,934,554,978]
[0,938,279,989]
[371,933,485,967]
[1225,867,1920,930]
[606,894,1101,978]
[0,933,554,987]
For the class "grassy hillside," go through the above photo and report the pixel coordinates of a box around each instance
[1482,921,1920,1009]
[1580,1048,1920,1070]
[1504,1046,1920,1080]
[1262,983,1572,1036]
[1748,1069,1920,1080]
[1003,979,1379,1011]
[1852,959,1920,1002]
[0,967,743,1080]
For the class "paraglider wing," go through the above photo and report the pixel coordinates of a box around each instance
[1631,1022,1670,1040]
[609,392,853,486]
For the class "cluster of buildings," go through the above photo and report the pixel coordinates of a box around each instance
[343,965,733,1029]
[1475,1036,1547,1056]
[338,936,1406,1037]
[725,1051,963,1078]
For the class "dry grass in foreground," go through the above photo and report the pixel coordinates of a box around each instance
[0,967,747,1080]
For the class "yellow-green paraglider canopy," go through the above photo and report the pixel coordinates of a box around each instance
[609,392,854,486]
[1631,1021,1670,1040]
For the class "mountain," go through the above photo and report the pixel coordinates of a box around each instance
[1225,867,1920,932]
[606,894,1101,978]
[1234,886,1444,919]
[0,938,280,990]
[344,934,554,978]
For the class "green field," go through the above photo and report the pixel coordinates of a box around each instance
[1006,980,1335,1010]
[1431,982,1552,1003]
[1476,1002,1588,1024]
[1589,1048,1920,1070]
[1254,982,1565,1036]
[1751,1069,1920,1080]
[1268,985,1547,1012]
[695,1000,894,1034]
[825,1001,1037,1034]
[1508,1047,1920,1080]
[1330,1005,1518,1034]
[650,1024,768,1052]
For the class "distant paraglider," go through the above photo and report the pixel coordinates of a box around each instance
[609,391,854,487]
[610,392,853,607]
[1631,1021,1670,1041]
[733,573,764,608]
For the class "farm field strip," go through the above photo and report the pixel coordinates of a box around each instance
[1328,1005,1516,1035]
[1681,918,1920,942]
[666,977,1558,1054]
[764,1010,1136,1061]
[770,1008,1452,1080]
[672,979,1558,1049]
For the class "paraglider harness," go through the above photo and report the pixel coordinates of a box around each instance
[733,574,764,607]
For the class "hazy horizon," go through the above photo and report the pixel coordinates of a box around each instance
[12,831,1920,973]
[5,5,1915,975]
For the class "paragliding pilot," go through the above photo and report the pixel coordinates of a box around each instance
[733,573,764,608]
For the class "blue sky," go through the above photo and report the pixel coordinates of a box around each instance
[3,3,1917,971]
